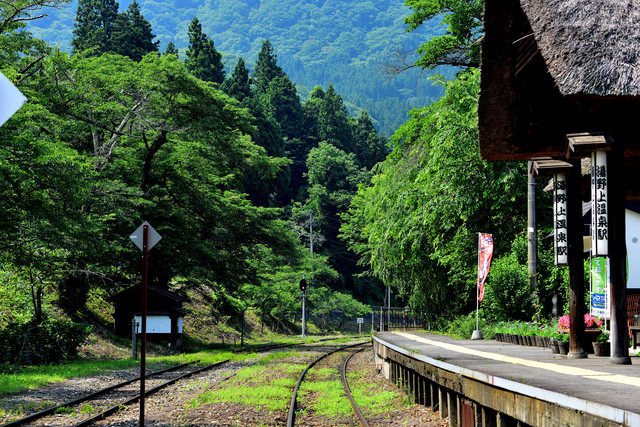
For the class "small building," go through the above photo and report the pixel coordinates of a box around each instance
[110,285,187,351]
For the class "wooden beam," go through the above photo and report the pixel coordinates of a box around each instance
[529,157,573,177]
[566,132,614,157]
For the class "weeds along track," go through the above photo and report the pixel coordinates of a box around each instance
[3,360,229,427]
[287,340,372,427]
[233,335,360,354]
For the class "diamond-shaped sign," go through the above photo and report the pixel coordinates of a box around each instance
[130,221,162,251]
[0,71,27,128]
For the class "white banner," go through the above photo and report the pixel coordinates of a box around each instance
[591,151,609,256]
[553,174,568,265]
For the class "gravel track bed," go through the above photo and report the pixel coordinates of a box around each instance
[1,343,448,426]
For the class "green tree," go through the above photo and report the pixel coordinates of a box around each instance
[222,57,251,101]
[111,0,159,61]
[353,110,388,170]
[71,0,119,55]
[262,75,303,140]
[28,51,292,308]
[342,70,527,315]
[305,142,370,292]
[164,41,178,57]
[308,286,369,331]
[240,96,290,207]
[185,17,225,83]
[317,84,354,154]
[252,39,284,95]
[404,0,483,69]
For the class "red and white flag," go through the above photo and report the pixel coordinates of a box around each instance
[477,234,494,302]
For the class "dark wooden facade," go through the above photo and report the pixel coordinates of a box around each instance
[479,0,640,363]
[110,285,187,350]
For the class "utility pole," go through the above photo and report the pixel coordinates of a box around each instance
[301,276,306,338]
[528,163,538,294]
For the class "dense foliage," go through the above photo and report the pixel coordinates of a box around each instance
[342,71,534,316]
[0,0,388,361]
[27,0,451,136]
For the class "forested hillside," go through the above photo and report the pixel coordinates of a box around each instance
[28,0,449,136]
[1,0,392,364]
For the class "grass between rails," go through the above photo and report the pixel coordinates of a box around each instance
[186,359,309,412]
[347,371,409,414]
[0,350,246,396]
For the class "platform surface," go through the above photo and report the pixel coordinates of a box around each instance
[376,331,640,415]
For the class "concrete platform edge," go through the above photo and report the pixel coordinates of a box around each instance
[373,334,640,426]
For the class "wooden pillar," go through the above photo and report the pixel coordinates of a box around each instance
[608,146,631,364]
[567,159,587,358]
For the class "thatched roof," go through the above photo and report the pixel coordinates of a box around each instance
[479,0,640,162]
[519,0,640,97]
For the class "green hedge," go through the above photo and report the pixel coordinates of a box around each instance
[0,319,91,368]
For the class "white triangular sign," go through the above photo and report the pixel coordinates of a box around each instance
[0,71,27,128]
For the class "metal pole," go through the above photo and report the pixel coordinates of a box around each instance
[309,211,313,287]
[528,165,538,299]
[387,286,391,329]
[140,224,148,426]
[301,291,306,338]
[132,319,138,360]
[241,309,245,346]
[476,233,480,331]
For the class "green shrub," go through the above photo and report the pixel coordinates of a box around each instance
[445,310,495,339]
[484,252,534,321]
[0,319,92,368]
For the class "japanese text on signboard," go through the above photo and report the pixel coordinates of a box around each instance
[553,174,568,265]
[591,151,608,256]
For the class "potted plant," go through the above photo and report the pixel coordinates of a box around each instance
[592,326,610,357]
[557,333,570,354]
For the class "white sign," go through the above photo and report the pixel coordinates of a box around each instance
[130,221,162,251]
[553,174,568,265]
[134,315,182,333]
[591,151,609,256]
[0,71,27,127]
[357,318,364,324]
[590,257,610,319]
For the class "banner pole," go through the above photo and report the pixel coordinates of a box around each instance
[472,233,483,340]
[476,232,480,331]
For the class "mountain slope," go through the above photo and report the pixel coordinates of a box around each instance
[29,0,448,135]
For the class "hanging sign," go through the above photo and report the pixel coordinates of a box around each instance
[477,233,493,302]
[553,174,568,265]
[591,151,608,256]
[590,257,609,319]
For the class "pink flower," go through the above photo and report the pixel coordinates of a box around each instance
[558,314,570,330]
[558,313,603,331]
[584,313,603,328]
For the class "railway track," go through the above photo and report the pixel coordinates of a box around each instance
[1,336,371,427]
[3,360,229,427]
[287,340,372,427]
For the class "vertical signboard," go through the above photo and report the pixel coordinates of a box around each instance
[590,257,610,319]
[553,174,568,265]
[591,151,609,256]
[477,233,494,302]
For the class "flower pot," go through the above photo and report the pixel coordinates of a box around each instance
[592,341,610,357]
[535,336,544,347]
[558,341,569,355]
[549,338,559,354]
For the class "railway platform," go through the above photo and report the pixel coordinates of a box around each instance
[374,331,640,426]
